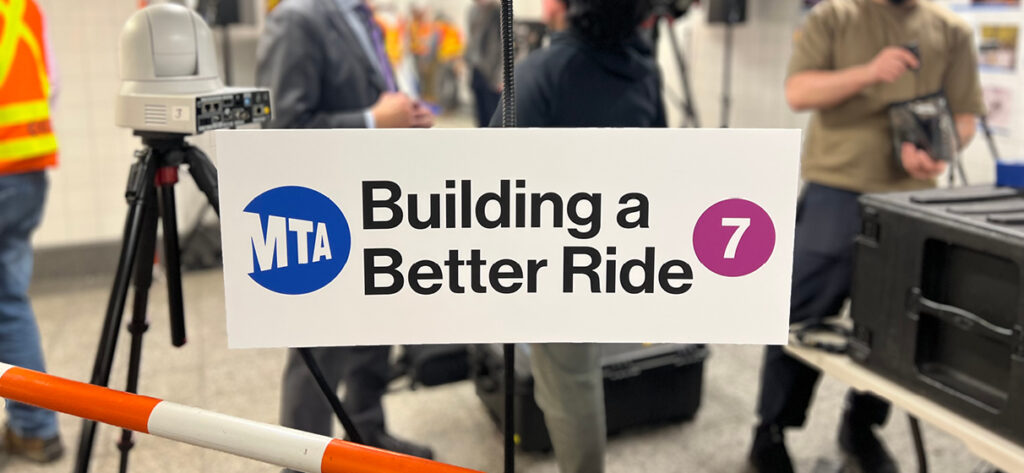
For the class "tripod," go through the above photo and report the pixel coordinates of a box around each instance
[72,133,364,473]
[72,133,218,473]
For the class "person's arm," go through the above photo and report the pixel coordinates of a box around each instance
[946,22,985,151]
[786,47,919,112]
[257,8,369,129]
[956,114,977,148]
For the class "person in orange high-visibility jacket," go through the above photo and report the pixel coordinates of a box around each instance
[434,19,463,65]
[0,0,64,464]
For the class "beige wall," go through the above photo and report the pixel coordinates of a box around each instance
[35,0,232,249]
[37,0,149,248]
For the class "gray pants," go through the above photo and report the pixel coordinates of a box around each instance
[530,343,606,473]
[279,346,391,438]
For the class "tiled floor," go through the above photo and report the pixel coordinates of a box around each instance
[3,269,988,473]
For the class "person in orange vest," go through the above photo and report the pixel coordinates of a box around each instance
[0,0,64,465]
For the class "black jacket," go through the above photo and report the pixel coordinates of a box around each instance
[490,31,666,128]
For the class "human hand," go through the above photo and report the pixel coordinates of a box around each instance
[410,101,435,128]
[901,142,947,180]
[371,92,417,128]
[865,47,920,84]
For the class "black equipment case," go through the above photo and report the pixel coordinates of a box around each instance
[469,343,707,452]
[850,186,1024,445]
[395,345,471,388]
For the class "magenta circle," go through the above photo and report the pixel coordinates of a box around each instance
[692,199,776,277]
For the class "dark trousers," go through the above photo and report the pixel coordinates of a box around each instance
[471,68,501,128]
[756,183,891,429]
[280,346,390,437]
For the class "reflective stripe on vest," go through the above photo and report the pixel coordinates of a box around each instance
[0,133,55,160]
[0,99,48,127]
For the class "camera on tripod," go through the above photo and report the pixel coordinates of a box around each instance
[75,4,274,473]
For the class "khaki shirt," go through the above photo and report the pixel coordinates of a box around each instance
[789,0,985,193]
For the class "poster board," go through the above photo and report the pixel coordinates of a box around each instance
[216,129,801,348]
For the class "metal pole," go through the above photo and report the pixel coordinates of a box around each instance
[499,1,516,471]
[909,415,929,473]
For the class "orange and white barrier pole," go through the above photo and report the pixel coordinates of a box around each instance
[0,362,481,473]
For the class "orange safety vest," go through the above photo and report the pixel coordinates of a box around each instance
[0,0,57,176]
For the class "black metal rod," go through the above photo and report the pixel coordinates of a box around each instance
[503,343,515,473]
[75,149,157,473]
[117,191,160,473]
[499,0,517,471]
[663,17,700,128]
[956,156,969,187]
[500,0,515,128]
[909,415,929,473]
[297,348,364,445]
[158,180,187,347]
[980,115,1001,163]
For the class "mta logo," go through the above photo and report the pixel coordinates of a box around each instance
[244,186,352,295]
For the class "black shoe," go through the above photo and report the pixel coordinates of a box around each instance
[838,416,897,473]
[749,425,794,473]
[364,431,434,460]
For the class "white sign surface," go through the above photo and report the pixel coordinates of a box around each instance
[216,129,801,348]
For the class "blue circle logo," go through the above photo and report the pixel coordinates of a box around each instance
[243,186,351,295]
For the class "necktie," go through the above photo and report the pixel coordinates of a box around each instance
[355,3,397,92]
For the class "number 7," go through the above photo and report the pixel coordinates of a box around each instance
[722,218,751,259]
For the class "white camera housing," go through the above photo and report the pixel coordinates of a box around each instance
[116,3,271,134]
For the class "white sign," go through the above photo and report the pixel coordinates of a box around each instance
[216,129,801,348]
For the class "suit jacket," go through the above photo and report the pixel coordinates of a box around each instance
[257,0,390,129]
[466,2,502,89]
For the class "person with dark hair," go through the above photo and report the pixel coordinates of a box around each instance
[490,1,663,472]
[491,0,661,128]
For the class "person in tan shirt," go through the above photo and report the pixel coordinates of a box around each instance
[750,1,984,472]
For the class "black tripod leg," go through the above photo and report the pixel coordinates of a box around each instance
[117,189,160,473]
[75,149,157,473]
[297,348,364,444]
[909,415,928,473]
[157,179,186,347]
[503,344,515,473]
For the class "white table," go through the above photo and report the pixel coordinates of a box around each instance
[785,344,1024,473]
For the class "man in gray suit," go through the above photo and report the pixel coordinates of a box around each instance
[256,0,434,464]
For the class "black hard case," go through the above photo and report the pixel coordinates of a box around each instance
[469,343,707,452]
[850,186,1024,444]
[398,345,471,388]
